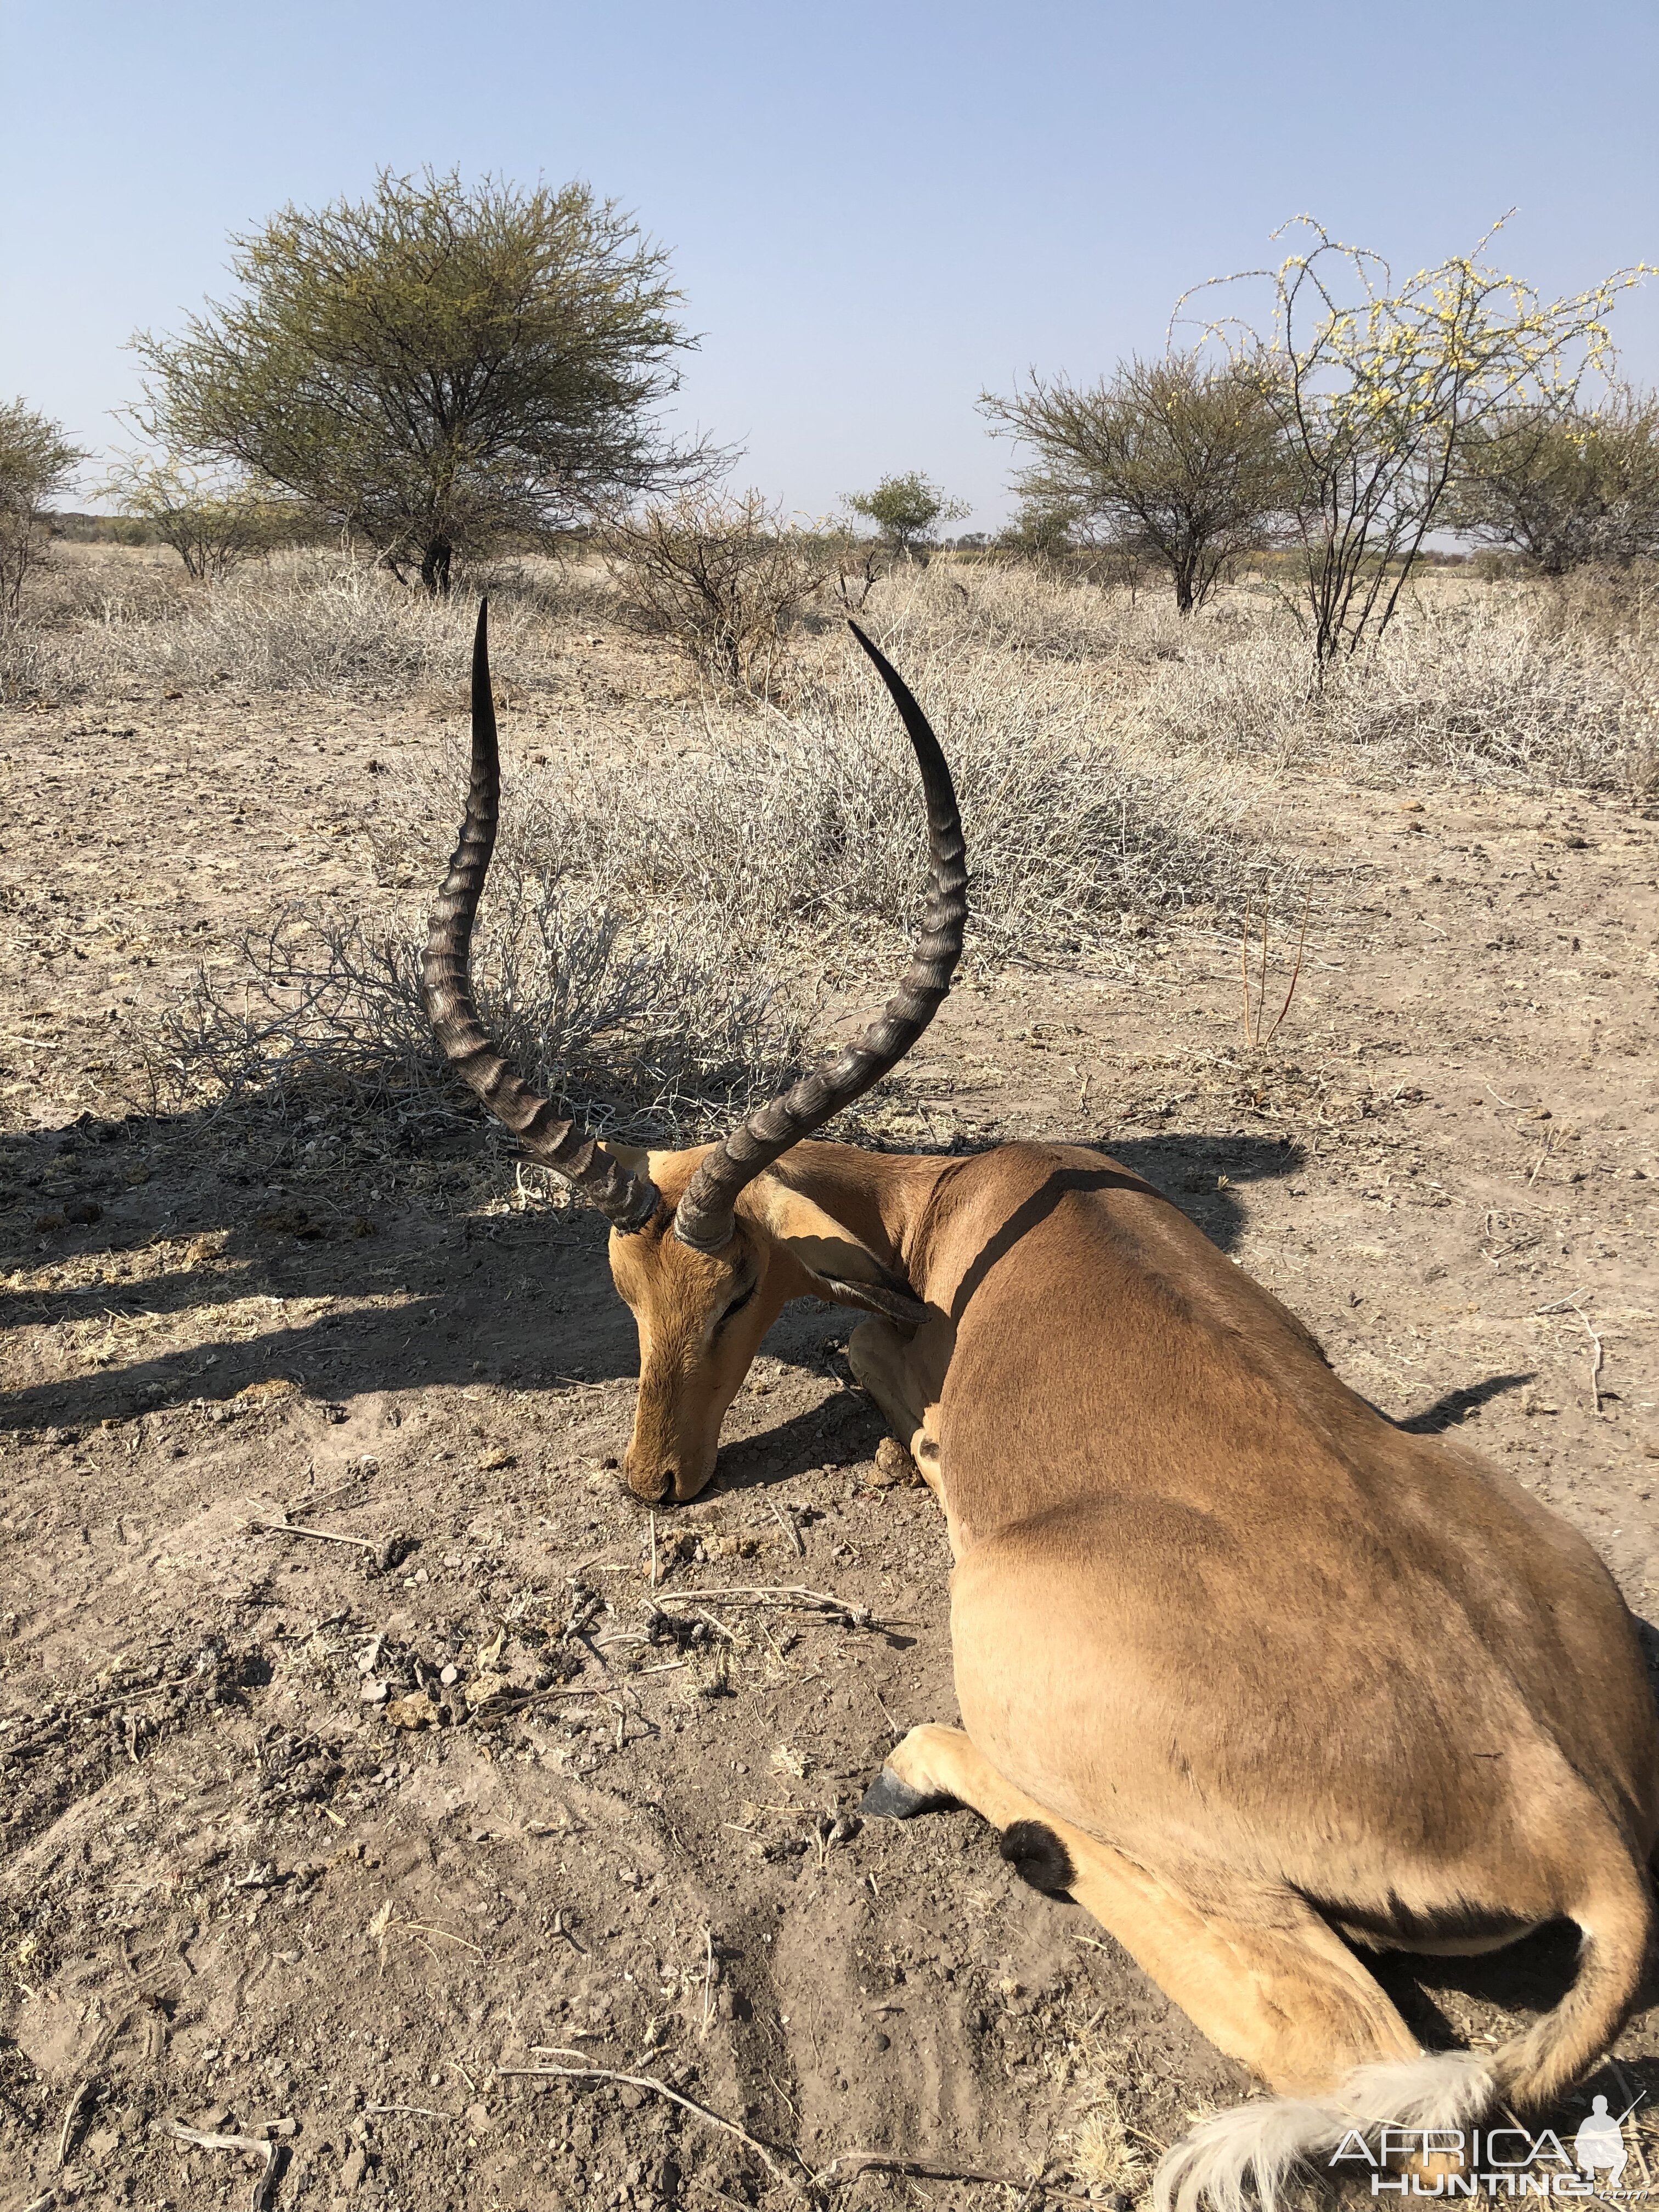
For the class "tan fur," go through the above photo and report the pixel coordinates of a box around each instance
[605,1135,1659,2202]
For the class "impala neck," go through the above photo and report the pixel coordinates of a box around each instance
[768,1140,952,1285]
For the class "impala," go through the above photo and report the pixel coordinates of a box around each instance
[424,606,1658,2212]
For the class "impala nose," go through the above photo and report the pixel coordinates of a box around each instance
[628,1460,674,1505]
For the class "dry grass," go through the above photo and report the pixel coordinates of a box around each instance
[377,628,1269,964]
[10,542,1653,798]
[0,545,610,702]
[9,544,1652,1143]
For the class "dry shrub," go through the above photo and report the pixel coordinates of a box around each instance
[602,489,831,691]
[0,547,610,702]
[874,561,1657,797]
[150,578,1271,1137]
[377,622,1268,969]
[1317,585,1657,794]
[145,885,805,1143]
[61,552,1652,1150]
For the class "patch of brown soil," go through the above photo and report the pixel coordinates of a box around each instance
[2,658,1657,2208]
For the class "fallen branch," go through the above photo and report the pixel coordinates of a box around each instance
[495,2062,803,2196]
[652,1585,906,1630]
[252,1515,379,1559]
[467,1680,601,1725]
[769,1498,805,1559]
[160,2118,290,2212]
[814,2151,1098,2205]
[57,2078,94,2167]
[1571,1302,1606,1414]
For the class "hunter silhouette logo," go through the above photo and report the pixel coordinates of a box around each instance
[1330,2092,1648,2197]
[1575,2097,1632,2193]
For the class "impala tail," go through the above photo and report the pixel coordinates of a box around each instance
[1155,1847,1652,2212]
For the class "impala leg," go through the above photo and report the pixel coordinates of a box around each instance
[865,1723,1419,2098]
[847,1318,946,1504]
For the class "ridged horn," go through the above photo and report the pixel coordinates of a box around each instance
[421,601,660,1233]
[673,622,968,1256]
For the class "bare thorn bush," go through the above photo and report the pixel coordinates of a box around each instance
[602,489,831,691]
[375,591,1270,980]
[144,886,806,1144]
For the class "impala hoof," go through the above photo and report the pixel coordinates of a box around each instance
[859,1766,948,1820]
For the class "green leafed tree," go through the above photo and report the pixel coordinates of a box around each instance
[980,353,1291,613]
[104,453,303,581]
[132,168,703,592]
[845,471,968,561]
[0,399,84,625]
[1446,388,1659,573]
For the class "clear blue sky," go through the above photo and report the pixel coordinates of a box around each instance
[3,0,1655,527]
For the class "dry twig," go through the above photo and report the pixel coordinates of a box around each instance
[160,2118,290,2211]
[814,2151,1098,2205]
[57,2078,94,2167]
[653,1584,898,1629]
[252,1514,379,1559]
[1571,1302,1606,1414]
[496,2061,802,2195]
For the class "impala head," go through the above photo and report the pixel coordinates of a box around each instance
[422,602,967,1504]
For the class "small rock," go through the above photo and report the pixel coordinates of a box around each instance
[236,1377,298,1406]
[339,2141,369,2191]
[64,1198,103,1224]
[359,1678,390,1705]
[465,2102,492,2132]
[703,1531,758,1561]
[871,1437,921,1487]
[439,1663,459,1686]
[477,1447,516,1471]
[466,1671,512,1709]
[385,1692,439,1730]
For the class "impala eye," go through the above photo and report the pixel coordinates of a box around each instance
[719,1279,757,1328]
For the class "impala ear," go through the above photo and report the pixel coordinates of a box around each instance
[749,1180,928,1330]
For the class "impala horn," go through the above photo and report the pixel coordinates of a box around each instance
[672,623,968,1255]
[422,601,660,1231]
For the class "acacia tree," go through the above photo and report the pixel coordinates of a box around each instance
[1181,218,1646,667]
[1447,388,1659,572]
[132,168,702,592]
[845,471,968,560]
[981,353,1290,612]
[0,399,83,624]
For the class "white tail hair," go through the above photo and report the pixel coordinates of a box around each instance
[1153,2051,1495,2212]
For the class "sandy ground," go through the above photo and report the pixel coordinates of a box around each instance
[1,627,1657,2212]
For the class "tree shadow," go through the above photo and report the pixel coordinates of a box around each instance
[0,1111,1305,1441]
